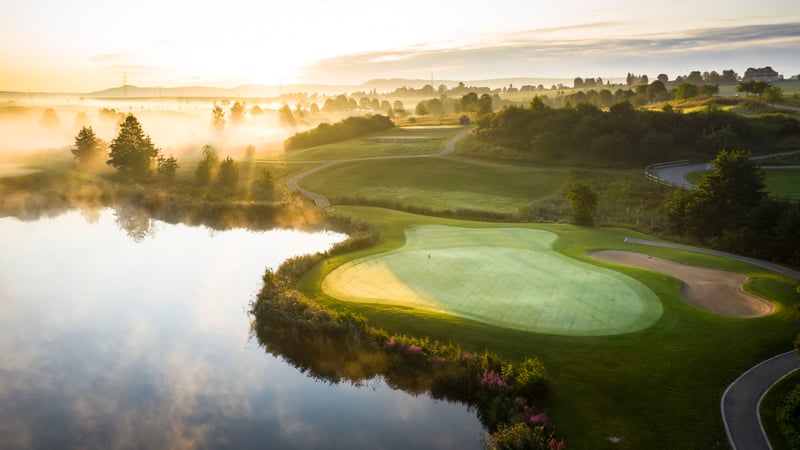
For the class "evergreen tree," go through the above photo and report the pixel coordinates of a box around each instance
[107,115,159,179]
[71,126,105,167]
[565,182,598,225]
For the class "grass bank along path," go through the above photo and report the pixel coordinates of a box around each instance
[621,237,800,450]
[722,351,800,450]
[285,126,472,207]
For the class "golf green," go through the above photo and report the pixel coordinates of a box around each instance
[323,225,662,336]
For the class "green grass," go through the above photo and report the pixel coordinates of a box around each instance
[300,156,569,213]
[277,126,465,161]
[687,168,800,199]
[301,206,800,450]
[760,367,800,450]
[324,225,661,335]
[718,80,800,97]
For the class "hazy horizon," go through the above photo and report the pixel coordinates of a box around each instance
[1,0,798,92]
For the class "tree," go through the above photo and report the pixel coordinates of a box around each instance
[573,77,584,89]
[195,144,219,185]
[461,92,479,112]
[107,114,160,179]
[279,104,296,127]
[698,84,719,96]
[478,94,493,116]
[217,156,239,188]
[565,182,598,225]
[426,98,443,115]
[39,108,60,129]
[675,83,699,100]
[646,80,667,101]
[737,81,769,97]
[657,74,669,84]
[721,70,739,83]
[253,168,275,200]
[764,85,784,104]
[415,101,429,115]
[686,71,704,84]
[211,103,225,131]
[230,101,245,124]
[71,126,106,168]
[157,154,179,180]
[686,149,766,239]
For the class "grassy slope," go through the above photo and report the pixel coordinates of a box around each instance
[278,127,464,161]
[687,168,800,199]
[300,206,800,450]
[300,156,569,213]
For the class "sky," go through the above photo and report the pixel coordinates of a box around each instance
[1,0,798,91]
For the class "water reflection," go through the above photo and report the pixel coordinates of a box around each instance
[0,210,483,449]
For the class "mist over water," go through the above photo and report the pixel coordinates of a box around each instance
[0,210,483,449]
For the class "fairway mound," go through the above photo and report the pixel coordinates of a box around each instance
[367,136,438,144]
[323,226,662,336]
[590,250,773,318]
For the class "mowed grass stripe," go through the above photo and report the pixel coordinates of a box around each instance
[323,225,662,335]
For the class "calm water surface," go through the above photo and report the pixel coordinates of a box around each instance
[0,209,483,449]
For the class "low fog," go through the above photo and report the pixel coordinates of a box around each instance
[0,97,317,167]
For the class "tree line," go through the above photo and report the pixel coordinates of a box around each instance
[284,114,394,150]
[473,99,799,167]
[664,150,800,265]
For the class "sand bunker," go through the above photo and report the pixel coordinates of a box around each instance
[590,250,773,318]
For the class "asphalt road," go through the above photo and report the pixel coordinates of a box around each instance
[650,150,800,190]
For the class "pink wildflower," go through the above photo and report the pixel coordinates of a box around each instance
[528,413,550,427]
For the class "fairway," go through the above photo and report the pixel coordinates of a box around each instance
[301,157,569,213]
[323,225,662,336]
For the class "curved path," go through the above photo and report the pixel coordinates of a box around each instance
[622,237,800,449]
[649,150,800,189]
[285,127,473,207]
[722,351,800,450]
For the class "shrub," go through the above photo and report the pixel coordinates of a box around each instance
[777,383,800,448]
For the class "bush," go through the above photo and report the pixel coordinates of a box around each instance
[777,384,800,448]
[284,114,394,150]
[217,156,239,188]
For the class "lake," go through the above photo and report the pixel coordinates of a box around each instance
[0,209,484,449]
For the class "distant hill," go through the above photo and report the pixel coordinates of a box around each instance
[1,77,626,101]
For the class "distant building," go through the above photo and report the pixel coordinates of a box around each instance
[459,115,470,125]
[742,66,780,82]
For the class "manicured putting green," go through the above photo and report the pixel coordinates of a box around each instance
[323,225,662,336]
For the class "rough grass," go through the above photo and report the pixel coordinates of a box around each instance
[301,206,800,450]
[687,167,800,199]
[323,225,661,335]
